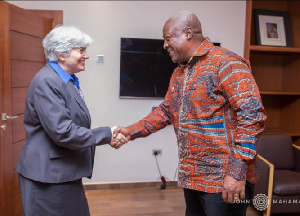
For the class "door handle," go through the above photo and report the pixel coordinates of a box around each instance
[1,113,18,121]
[1,125,6,131]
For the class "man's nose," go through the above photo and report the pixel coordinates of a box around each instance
[163,41,168,50]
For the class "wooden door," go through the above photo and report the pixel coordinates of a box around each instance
[0,2,62,215]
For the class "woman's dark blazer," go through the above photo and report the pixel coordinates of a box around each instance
[17,63,111,183]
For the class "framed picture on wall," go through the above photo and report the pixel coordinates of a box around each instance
[254,9,292,47]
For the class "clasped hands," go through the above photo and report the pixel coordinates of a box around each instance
[110,126,131,149]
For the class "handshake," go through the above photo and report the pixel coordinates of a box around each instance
[110,126,131,149]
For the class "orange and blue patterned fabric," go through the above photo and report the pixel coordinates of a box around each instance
[127,38,266,193]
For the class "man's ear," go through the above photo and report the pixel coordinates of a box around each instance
[185,27,193,40]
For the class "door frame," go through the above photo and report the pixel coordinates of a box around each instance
[0,2,62,215]
[0,2,13,213]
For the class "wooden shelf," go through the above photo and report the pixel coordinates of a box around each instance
[260,91,300,96]
[245,1,300,137]
[250,45,300,54]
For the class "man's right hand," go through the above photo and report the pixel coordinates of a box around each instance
[111,126,131,149]
[113,126,130,139]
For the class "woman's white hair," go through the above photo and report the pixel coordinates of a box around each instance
[42,25,93,62]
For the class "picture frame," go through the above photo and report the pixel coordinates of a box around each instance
[254,9,292,47]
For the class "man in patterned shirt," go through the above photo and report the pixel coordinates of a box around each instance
[113,11,266,216]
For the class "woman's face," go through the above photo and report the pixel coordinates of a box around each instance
[59,47,89,75]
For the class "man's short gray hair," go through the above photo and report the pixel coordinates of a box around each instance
[169,11,202,34]
[42,25,93,62]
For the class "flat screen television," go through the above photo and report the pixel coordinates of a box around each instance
[119,37,220,98]
[120,37,176,98]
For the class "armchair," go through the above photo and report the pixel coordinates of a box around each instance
[253,134,300,215]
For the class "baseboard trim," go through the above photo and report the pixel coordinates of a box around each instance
[84,181,179,190]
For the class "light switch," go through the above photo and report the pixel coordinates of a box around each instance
[96,55,104,63]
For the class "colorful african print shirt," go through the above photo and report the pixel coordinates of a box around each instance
[127,38,266,193]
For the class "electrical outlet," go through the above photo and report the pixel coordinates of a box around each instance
[152,149,162,156]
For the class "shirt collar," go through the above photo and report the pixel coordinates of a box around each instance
[178,37,213,68]
[47,60,80,88]
[193,37,214,57]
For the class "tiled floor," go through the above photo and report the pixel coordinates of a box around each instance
[86,187,261,216]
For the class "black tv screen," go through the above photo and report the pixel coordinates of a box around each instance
[119,38,220,98]
[120,37,177,98]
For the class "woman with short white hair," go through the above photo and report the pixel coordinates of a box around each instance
[17,25,127,216]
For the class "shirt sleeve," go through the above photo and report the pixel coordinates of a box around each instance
[127,91,172,140]
[33,77,112,150]
[219,58,267,181]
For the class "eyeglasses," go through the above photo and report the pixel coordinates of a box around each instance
[73,47,88,55]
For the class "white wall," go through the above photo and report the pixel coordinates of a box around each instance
[9,1,247,184]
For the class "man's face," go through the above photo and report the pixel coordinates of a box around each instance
[163,20,189,64]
